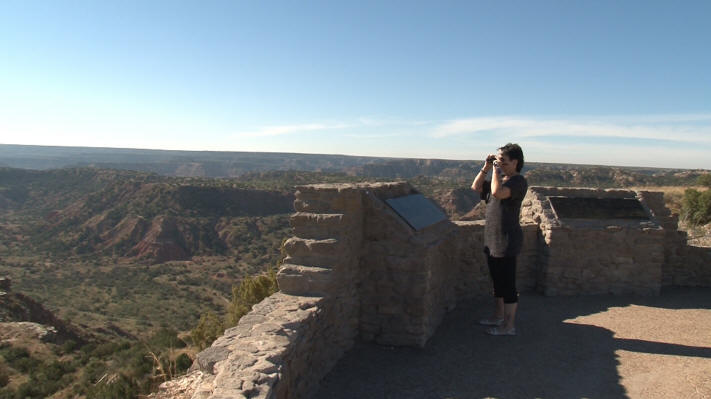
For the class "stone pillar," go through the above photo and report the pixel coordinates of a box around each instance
[276,183,365,395]
[636,190,688,286]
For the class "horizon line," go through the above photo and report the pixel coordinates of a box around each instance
[1,142,708,171]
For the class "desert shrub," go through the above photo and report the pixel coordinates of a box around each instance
[85,373,138,399]
[82,359,107,384]
[189,270,277,350]
[125,347,153,377]
[697,173,711,187]
[189,269,278,350]
[0,363,8,387]
[15,378,61,399]
[681,188,711,225]
[225,269,278,328]
[0,347,75,391]
[10,356,41,373]
[61,339,78,354]
[0,346,29,363]
[190,312,224,351]
[36,361,61,381]
[175,353,193,373]
[79,343,96,356]
[148,328,186,349]
[91,342,121,358]
[33,360,75,381]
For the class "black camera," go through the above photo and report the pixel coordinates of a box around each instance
[486,155,497,164]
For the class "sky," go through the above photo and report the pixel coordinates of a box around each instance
[0,1,709,169]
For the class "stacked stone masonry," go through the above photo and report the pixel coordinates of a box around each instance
[521,187,667,295]
[150,293,327,399]
[152,183,710,399]
[636,190,711,286]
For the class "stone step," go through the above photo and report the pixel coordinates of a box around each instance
[283,237,343,257]
[290,212,347,239]
[290,212,344,226]
[281,255,338,269]
[277,264,333,296]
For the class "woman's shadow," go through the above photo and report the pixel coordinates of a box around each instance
[315,287,711,399]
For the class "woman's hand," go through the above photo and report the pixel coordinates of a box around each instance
[483,154,496,171]
[473,153,495,192]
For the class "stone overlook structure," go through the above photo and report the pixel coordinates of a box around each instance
[152,182,711,399]
[522,187,665,296]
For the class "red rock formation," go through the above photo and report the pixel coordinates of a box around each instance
[100,215,148,245]
[129,216,190,263]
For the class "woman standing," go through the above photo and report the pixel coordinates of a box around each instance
[471,143,528,336]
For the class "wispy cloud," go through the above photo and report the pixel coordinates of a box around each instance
[354,116,434,127]
[342,132,406,139]
[430,114,711,144]
[234,117,435,138]
[235,122,353,137]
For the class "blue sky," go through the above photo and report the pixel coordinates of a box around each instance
[0,1,709,169]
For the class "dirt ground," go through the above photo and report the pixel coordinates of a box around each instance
[315,287,711,399]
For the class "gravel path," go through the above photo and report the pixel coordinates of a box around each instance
[315,287,711,399]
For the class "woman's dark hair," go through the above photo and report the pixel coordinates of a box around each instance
[498,143,524,172]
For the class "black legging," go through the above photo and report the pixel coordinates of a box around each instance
[487,255,518,304]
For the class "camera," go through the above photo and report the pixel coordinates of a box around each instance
[486,155,497,164]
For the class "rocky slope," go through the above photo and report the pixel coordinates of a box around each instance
[0,168,295,264]
[0,278,84,344]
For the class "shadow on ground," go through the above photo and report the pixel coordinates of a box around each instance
[314,287,711,399]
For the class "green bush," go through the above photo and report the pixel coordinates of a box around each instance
[681,188,711,225]
[148,328,186,349]
[15,378,61,399]
[82,359,107,384]
[38,360,74,381]
[225,269,278,327]
[175,353,193,373]
[0,363,8,388]
[125,347,153,377]
[11,356,42,373]
[190,312,224,351]
[190,270,278,350]
[91,342,120,358]
[697,173,711,187]
[61,339,77,354]
[0,346,29,363]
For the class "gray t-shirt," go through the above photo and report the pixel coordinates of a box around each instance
[482,174,528,257]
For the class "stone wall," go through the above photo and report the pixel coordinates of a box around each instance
[152,182,514,398]
[151,183,371,399]
[358,185,458,346]
[521,187,665,296]
[150,293,327,399]
[677,245,711,286]
[636,190,711,287]
[450,221,539,298]
[152,183,710,399]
